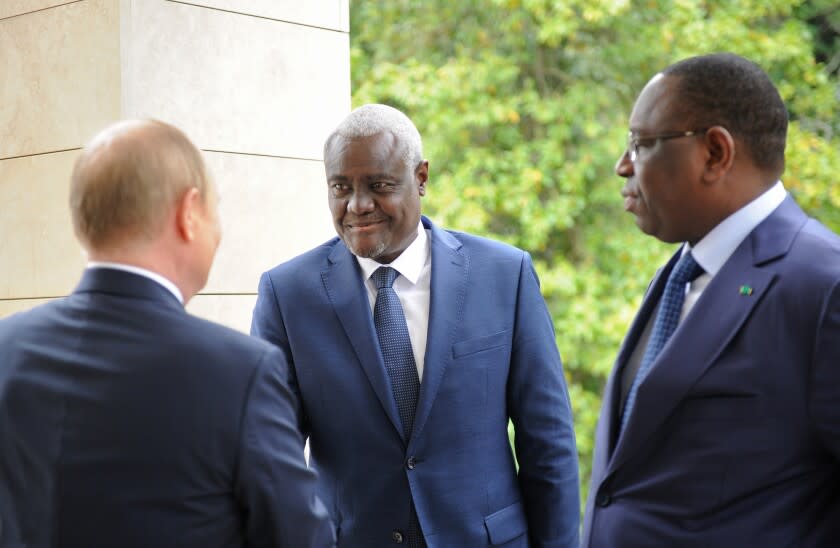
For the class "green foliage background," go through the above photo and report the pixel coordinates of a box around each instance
[350,0,840,508]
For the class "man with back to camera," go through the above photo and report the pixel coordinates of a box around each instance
[583,53,840,546]
[0,119,335,547]
[251,104,580,547]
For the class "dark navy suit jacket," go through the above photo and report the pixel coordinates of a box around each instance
[583,197,840,546]
[251,216,579,547]
[0,268,335,548]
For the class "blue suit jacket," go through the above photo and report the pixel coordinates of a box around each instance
[583,197,840,546]
[0,268,335,548]
[251,217,579,547]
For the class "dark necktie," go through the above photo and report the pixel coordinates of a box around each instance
[371,266,425,548]
[372,266,420,437]
[620,251,705,433]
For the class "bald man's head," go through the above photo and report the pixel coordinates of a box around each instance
[70,119,211,251]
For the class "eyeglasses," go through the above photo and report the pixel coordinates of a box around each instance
[626,129,707,163]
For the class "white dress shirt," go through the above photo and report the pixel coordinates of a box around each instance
[682,180,787,317]
[621,181,787,404]
[356,222,431,381]
[87,261,184,304]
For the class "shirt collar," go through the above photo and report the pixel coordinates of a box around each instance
[87,261,184,304]
[687,180,786,276]
[356,221,429,284]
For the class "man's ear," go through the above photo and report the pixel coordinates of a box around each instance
[702,126,736,183]
[175,187,201,242]
[416,160,429,196]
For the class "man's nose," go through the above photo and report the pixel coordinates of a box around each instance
[615,150,634,178]
[348,189,375,214]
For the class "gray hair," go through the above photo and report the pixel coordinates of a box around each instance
[325,104,423,168]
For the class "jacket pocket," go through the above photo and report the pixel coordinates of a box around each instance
[452,329,511,359]
[678,394,765,421]
[484,500,527,546]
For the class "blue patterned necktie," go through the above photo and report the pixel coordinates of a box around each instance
[372,266,420,437]
[620,251,705,433]
[372,266,425,547]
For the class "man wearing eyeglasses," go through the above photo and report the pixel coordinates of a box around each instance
[583,53,840,546]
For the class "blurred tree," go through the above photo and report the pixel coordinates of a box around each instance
[798,0,840,70]
[350,0,840,510]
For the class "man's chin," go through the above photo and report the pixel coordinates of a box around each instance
[344,238,388,261]
[636,221,683,244]
[635,216,656,236]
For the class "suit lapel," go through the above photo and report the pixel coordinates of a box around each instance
[606,197,806,476]
[602,253,678,456]
[321,242,405,441]
[408,218,466,447]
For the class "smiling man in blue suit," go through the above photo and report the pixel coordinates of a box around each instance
[583,53,840,546]
[251,104,579,547]
[0,120,334,547]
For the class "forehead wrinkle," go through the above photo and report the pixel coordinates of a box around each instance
[362,172,398,181]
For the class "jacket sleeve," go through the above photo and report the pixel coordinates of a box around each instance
[507,252,581,548]
[251,271,309,438]
[811,278,840,460]
[235,346,336,548]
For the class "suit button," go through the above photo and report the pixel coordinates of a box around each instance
[392,530,404,543]
[596,492,611,507]
[406,456,417,470]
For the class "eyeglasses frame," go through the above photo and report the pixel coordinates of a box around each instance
[626,129,708,163]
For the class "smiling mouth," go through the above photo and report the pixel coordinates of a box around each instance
[346,219,386,231]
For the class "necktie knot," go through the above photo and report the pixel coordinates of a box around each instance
[372,266,399,290]
[670,251,704,285]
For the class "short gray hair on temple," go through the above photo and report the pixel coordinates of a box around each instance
[325,104,423,168]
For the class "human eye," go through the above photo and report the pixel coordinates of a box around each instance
[330,182,350,195]
[635,136,657,149]
[370,180,393,191]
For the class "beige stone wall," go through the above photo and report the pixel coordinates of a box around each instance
[0,0,349,331]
